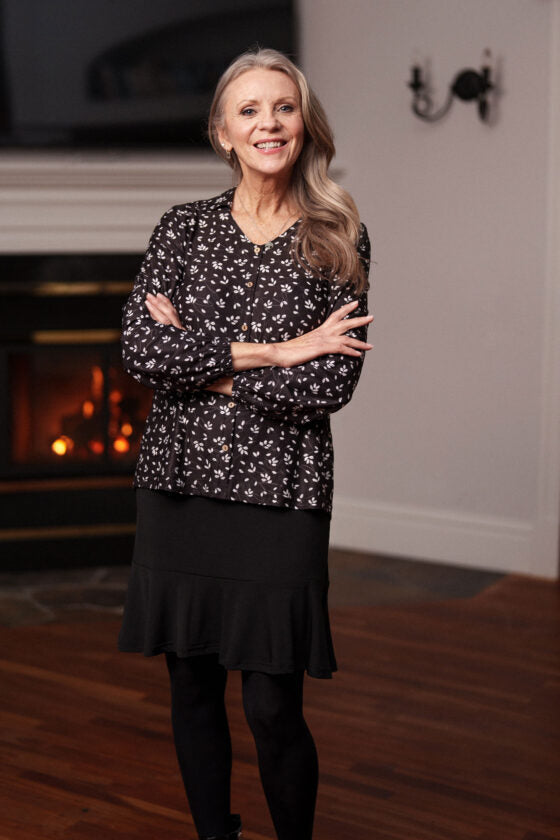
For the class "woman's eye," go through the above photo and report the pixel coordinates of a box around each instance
[241,107,256,116]
[278,104,294,112]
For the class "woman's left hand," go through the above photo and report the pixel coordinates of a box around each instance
[145,292,184,329]
[205,376,234,396]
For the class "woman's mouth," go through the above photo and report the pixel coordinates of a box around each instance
[254,140,287,151]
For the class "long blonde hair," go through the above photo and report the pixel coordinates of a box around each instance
[208,48,367,293]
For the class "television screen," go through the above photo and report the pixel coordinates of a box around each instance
[0,0,297,149]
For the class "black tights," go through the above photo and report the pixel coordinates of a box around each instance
[165,653,318,840]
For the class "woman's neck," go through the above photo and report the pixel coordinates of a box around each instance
[231,175,300,246]
[234,173,297,218]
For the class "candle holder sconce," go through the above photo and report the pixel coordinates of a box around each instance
[408,53,494,123]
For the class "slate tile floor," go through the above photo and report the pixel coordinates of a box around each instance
[0,549,504,628]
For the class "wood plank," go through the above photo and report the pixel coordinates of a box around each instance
[0,574,558,838]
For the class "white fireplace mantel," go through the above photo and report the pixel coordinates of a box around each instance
[0,151,234,254]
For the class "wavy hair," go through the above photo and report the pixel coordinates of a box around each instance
[208,48,367,293]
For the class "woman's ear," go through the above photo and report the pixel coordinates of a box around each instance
[217,129,231,155]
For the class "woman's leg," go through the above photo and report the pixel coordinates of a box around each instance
[241,670,318,840]
[165,652,233,837]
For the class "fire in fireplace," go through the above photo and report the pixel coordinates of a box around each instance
[8,345,149,474]
[47,361,139,459]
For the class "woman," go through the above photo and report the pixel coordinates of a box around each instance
[118,48,373,840]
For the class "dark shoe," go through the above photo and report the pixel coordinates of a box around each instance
[199,814,242,840]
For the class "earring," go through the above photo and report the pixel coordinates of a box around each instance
[221,143,231,159]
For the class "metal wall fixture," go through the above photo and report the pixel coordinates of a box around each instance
[408,51,494,123]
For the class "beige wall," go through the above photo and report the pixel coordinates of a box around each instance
[300,0,560,576]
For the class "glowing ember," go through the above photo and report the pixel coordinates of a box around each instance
[121,422,133,437]
[109,389,123,404]
[51,435,74,456]
[82,400,95,419]
[91,366,104,400]
[88,440,104,455]
[113,437,130,453]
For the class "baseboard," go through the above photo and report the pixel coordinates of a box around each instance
[330,495,545,577]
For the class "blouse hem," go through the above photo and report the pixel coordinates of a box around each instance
[131,481,333,515]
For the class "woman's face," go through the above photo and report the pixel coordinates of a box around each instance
[217,68,305,183]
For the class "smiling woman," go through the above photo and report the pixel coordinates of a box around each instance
[118,48,373,840]
[208,49,368,293]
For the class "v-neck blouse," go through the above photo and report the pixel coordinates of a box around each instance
[121,188,371,513]
[227,205,302,249]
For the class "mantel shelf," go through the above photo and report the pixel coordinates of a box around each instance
[0,152,234,253]
[0,151,231,189]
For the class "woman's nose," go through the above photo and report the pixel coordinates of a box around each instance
[257,109,281,130]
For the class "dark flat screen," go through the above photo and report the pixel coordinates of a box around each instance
[0,0,297,149]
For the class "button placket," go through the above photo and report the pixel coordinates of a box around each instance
[226,245,262,482]
[239,247,262,341]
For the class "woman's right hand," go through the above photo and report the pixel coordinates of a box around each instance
[145,292,184,329]
[272,301,373,368]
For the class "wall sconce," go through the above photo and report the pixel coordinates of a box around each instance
[408,53,494,123]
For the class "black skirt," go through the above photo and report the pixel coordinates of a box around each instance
[118,489,337,679]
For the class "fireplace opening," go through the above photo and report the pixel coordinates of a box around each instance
[1,253,150,571]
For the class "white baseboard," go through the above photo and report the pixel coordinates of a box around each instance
[329,496,552,577]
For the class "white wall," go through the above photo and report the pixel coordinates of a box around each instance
[300,0,560,577]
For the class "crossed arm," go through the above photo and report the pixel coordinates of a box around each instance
[145,291,373,398]
[122,207,373,424]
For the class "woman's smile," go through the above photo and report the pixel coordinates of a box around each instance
[254,139,288,152]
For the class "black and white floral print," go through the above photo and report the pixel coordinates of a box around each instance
[122,188,371,513]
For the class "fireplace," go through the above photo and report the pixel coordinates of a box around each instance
[0,151,230,571]
[0,253,151,570]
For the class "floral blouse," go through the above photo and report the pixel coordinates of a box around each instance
[122,188,371,514]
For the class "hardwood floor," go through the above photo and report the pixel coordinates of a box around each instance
[0,572,559,839]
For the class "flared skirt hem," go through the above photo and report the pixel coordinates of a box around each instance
[118,561,338,680]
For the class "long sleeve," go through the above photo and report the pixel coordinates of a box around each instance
[121,206,235,392]
[232,224,371,425]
